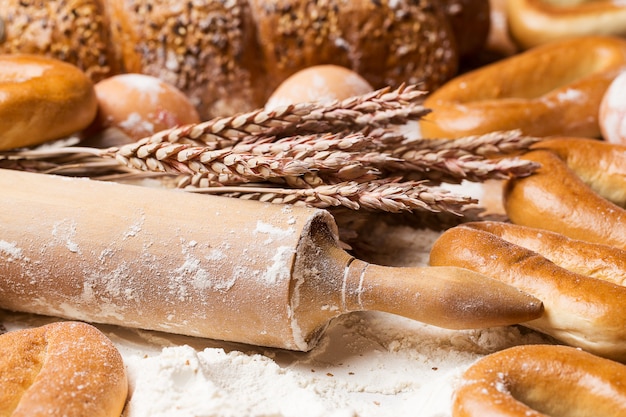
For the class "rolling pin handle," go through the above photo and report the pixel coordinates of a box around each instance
[342,260,544,330]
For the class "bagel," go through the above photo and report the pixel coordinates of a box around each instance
[504,140,626,250]
[0,54,97,150]
[458,220,626,285]
[0,321,127,417]
[429,221,626,361]
[419,36,626,139]
[453,344,626,417]
[529,136,626,207]
[507,0,626,50]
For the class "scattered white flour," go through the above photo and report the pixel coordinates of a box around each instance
[51,219,81,253]
[0,240,23,261]
[111,311,551,417]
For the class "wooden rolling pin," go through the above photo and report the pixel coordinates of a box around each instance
[0,169,542,351]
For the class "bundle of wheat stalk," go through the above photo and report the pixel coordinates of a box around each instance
[0,84,539,219]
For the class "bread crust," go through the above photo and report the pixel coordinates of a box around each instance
[453,344,626,417]
[429,221,626,361]
[507,0,626,50]
[0,321,127,417]
[0,0,478,119]
[529,137,626,207]
[0,0,116,81]
[419,36,626,138]
[0,54,97,150]
[504,147,626,250]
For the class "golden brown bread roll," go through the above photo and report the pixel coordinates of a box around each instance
[429,221,626,361]
[0,0,489,119]
[0,54,97,150]
[0,321,127,417]
[453,344,626,417]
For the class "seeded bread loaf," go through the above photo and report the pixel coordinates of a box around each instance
[0,0,489,119]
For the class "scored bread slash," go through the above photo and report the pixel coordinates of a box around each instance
[0,169,542,351]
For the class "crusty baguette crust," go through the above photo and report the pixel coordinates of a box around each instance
[0,321,127,417]
[453,344,626,417]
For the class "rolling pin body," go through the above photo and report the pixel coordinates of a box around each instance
[0,170,542,350]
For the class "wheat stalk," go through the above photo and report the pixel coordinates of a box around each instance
[0,83,543,219]
[110,129,540,187]
[392,130,540,157]
[139,84,429,149]
[184,178,476,214]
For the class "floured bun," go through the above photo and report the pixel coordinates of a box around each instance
[0,321,127,417]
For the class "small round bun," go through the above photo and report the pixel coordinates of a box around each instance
[265,65,374,109]
[0,54,97,150]
[91,73,201,141]
[0,321,127,417]
[600,71,626,145]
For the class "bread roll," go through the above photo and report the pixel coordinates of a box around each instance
[0,0,116,82]
[91,73,201,141]
[0,321,127,417]
[0,54,97,150]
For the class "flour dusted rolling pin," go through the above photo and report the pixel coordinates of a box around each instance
[0,169,542,351]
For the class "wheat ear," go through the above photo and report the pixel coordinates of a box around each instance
[185,178,476,215]
[138,84,429,149]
